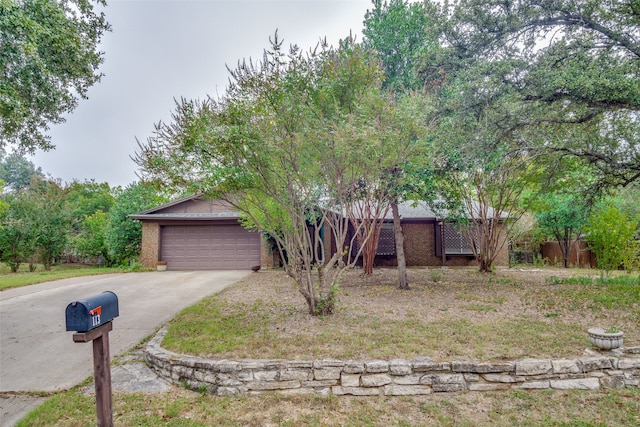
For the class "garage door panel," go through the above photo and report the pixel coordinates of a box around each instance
[161,225,261,270]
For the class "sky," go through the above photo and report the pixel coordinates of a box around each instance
[31,0,372,188]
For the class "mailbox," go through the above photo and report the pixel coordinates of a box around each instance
[65,291,119,332]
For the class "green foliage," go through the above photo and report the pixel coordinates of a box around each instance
[0,186,41,271]
[65,180,114,226]
[0,0,111,151]
[315,284,339,316]
[0,179,73,271]
[363,0,438,92]
[73,210,110,263]
[585,206,639,276]
[535,193,589,268]
[104,182,166,265]
[29,179,72,270]
[136,34,432,314]
[436,0,640,189]
[0,150,44,190]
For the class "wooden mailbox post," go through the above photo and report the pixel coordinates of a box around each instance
[66,291,119,427]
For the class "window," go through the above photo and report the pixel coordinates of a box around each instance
[444,224,475,255]
[351,223,396,256]
[376,224,396,256]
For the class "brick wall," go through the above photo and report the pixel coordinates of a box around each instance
[140,222,160,268]
[402,223,480,267]
[260,236,278,269]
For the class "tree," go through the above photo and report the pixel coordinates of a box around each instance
[0,178,72,271]
[0,179,7,215]
[535,193,590,268]
[437,0,640,189]
[136,36,430,314]
[362,0,439,288]
[363,0,438,92]
[585,205,638,276]
[431,92,549,273]
[0,190,39,271]
[65,179,114,234]
[104,182,166,266]
[29,178,72,270]
[0,151,44,191]
[0,0,110,152]
[74,210,110,264]
[444,154,536,273]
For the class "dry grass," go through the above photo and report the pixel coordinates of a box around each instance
[23,267,640,427]
[20,386,640,426]
[163,267,640,361]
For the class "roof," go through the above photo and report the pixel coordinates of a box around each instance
[391,201,439,220]
[129,195,242,221]
[349,200,508,221]
[130,196,507,223]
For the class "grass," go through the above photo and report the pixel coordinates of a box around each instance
[17,267,640,426]
[0,263,132,291]
[161,269,639,361]
[533,275,640,316]
[17,387,640,426]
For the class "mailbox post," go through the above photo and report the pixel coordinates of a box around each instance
[66,291,119,427]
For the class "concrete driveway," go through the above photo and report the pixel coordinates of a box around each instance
[0,270,250,393]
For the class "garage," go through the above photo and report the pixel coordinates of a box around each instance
[130,196,272,270]
[161,224,261,270]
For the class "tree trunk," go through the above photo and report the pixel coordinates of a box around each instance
[391,201,408,289]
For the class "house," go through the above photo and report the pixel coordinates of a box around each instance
[342,201,508,268]
[129,196,275,270]
[131,196,508,270]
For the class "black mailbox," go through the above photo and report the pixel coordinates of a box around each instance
[65,291,119,332]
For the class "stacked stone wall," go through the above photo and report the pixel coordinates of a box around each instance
[146,328,639,397]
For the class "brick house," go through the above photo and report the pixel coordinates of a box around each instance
[130,196,276,270]
[131,196,508,270]
[341,201,509,268]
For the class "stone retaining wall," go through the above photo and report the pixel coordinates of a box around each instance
[146,327,640,397]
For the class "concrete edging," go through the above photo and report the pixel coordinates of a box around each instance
[145,327,640,397]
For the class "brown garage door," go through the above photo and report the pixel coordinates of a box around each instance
[161,225,261,270]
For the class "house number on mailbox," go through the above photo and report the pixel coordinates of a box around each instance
[89,306,102,327]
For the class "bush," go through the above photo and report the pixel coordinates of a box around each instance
[585,206,638,276]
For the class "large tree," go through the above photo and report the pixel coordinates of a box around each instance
[362,0,439,288]
[0,0,110,152]
[436,0,640,189]
[29,178,72,270]
[363,0,438,92]
[0,150,44,191]
[136,36,430,314]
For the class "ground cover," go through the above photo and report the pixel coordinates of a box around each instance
[19,267,640,426]
[163,267,640,361]
[0,263,134,291]
[18,381,640,426]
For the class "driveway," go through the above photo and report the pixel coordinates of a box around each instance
[0,270,250,393]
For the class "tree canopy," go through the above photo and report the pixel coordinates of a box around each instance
[0,150,44,190]
[434,0,640,189]
[136,34,432,313]
[0,0,110,152]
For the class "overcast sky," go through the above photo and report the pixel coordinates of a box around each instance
[31,0,372,188]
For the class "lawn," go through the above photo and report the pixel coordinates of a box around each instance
[162,267,640,361]
[18,267,640,426]
[18,386,640,426]
[0,263,133,291]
